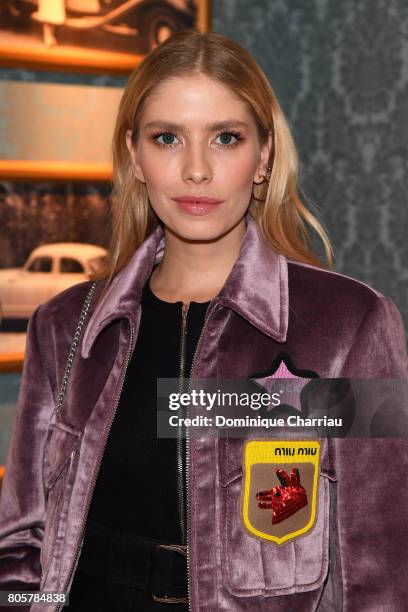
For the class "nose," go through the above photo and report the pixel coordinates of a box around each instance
[181,140,213,184]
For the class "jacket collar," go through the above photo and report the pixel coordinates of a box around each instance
[81,213,288,358]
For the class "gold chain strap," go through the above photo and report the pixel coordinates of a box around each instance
[53,281,97,420]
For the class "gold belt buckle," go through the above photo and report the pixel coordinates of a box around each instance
[151,544,188,604]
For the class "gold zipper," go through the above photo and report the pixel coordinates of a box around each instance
[177,302,190,544]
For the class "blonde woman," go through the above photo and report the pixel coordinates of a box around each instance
[0,30,407,611]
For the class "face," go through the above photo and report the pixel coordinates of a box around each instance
[126,73,272,242]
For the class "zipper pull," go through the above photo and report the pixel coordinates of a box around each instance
[179,302,190,391]
[182,302,189,322]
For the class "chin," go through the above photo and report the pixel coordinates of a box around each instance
[166,215,236,243]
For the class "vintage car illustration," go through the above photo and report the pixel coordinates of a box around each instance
[1,0,196,52]
[0,242,106,321]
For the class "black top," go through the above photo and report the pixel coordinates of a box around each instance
[84,270,210,542]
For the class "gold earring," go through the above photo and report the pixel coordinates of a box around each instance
[253,166,272,203]
[262,166,272,185]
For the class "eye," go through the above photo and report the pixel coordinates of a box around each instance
[153,132,180,147]
[214,130,243,147]
[151,129,243,148]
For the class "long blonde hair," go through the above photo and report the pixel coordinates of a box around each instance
[97,30,333,282]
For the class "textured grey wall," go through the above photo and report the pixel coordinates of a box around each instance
[212,0,408,328]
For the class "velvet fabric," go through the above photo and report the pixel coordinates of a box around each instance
[0,213,407,611]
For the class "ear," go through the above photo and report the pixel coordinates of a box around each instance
[125,129,146,183]
[253,130,273,185]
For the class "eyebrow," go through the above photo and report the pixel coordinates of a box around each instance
[143,119,249,132]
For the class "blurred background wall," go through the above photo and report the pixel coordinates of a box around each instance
[1,0,408,464]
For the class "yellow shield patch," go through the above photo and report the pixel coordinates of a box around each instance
[242,440,320,545]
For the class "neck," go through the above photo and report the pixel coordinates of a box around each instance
[150,217,246,303]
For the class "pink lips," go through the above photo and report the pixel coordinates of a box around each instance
[172,195,224,216]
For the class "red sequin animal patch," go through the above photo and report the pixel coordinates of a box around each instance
[256,467,308,524]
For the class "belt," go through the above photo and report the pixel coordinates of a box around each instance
[78,519,188,604]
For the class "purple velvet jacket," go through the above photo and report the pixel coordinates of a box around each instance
[0,214,407,611]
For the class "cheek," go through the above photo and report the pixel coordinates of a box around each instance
[140,158,175,220]
[220,155,258,197]
[221,157,258,219]
[141,154,177,196]
[140,158,164,187]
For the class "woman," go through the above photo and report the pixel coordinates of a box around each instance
[0,30,407,612]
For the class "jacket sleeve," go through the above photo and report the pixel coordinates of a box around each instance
[331,296,408,611]
[340,295,408,378]
[0,304,55,592]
